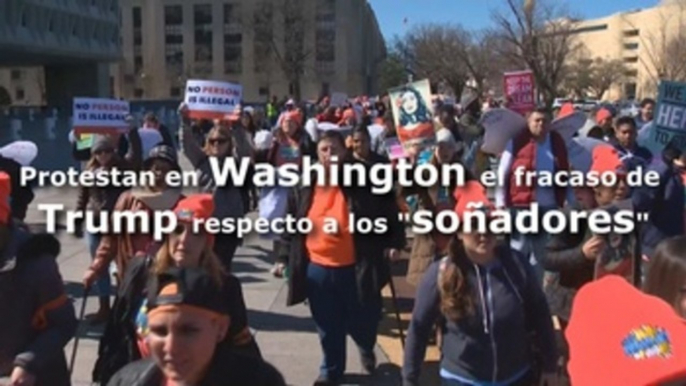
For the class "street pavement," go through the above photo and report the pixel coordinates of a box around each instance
[25,184,441,386]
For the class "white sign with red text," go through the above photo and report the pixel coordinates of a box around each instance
[73,97,130,135]
[184,79,242,120]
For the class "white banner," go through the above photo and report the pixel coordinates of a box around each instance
[73,97,130,134]
[184,79,242,120]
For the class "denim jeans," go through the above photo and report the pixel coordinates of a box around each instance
[306,263,382,380]
[86,231,111,297]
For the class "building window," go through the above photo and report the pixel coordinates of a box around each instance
[315,0,336,69]
[223,3,242,74]
[316,0,336,22]
[170,87,181,97]
[134,88,144,98]
[133,6,142,47]
[10,70,21,81]
[623,29,640,37]
[132,6,142,28]
[624,56,639,63]
[164,5,183,25]
[15,88,25,101]
[259,87,269,96]
[253,2,273,73]
[315,29,336,62]
[624,83,637,99]
[165,4,184,75]
[321,82,330,96]
[623,43,639,50]
[624,69,638,77]
[571,24,608,34]
[134,55,143,73]
[194,4,213,63]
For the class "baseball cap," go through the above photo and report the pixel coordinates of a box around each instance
[146,267,230,319]
[566,276,686,386]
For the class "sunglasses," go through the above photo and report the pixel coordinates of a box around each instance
[208,138,229,146]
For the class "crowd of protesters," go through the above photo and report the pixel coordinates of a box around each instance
[4,87,686,386]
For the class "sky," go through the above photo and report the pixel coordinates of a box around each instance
[370,0,660,40]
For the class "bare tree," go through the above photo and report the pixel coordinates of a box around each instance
[459,30,512,95]
[378,50,407,92]
[399,23,471,97]
[254,0,311,100]
[622,2,686,95]
[492,0,580,107]
[587,58,626,100]
[564,57,594,98]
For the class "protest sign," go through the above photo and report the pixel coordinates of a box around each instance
[479,108,527,155]
[389,79,436,150]
[566,276,686,386]
[73,98,130,135]
[384,137,407,160]
[184,79,242,120]
[503,70,536,116]
[552,111,587,142]
[330,92,348,107]
[641,81,686,156]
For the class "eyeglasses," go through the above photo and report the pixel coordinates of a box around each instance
[208,138,229,146]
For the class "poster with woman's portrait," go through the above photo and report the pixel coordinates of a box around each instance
[389,79,437,150]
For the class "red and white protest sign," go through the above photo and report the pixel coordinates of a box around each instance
[503,70,536,116]
[73,98,130,135]
[184,79,242,120]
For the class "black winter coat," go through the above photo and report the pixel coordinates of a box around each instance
[278,173,406,307]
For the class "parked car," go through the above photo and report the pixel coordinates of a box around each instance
[617,100,640,117]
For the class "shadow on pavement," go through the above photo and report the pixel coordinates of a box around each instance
[341,363,402,385]
[248,309,316,333]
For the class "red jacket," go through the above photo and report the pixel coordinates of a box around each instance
[506,130,569,208]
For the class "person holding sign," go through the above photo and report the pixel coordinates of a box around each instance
[179,105,246,272]
[496,107,570,284]
[402,181,557,386]
[633,136,686,260]
[391,82,436,150]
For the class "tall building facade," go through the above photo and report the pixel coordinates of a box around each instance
[0,0,121,107]
[113,0,386,102]
[569,0,686,100]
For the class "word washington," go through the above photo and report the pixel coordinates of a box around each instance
[21,157,466,194]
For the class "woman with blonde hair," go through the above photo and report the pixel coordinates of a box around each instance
[92,195,259,384]
[179,104,247,271]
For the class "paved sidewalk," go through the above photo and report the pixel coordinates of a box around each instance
[26,187,403,386]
